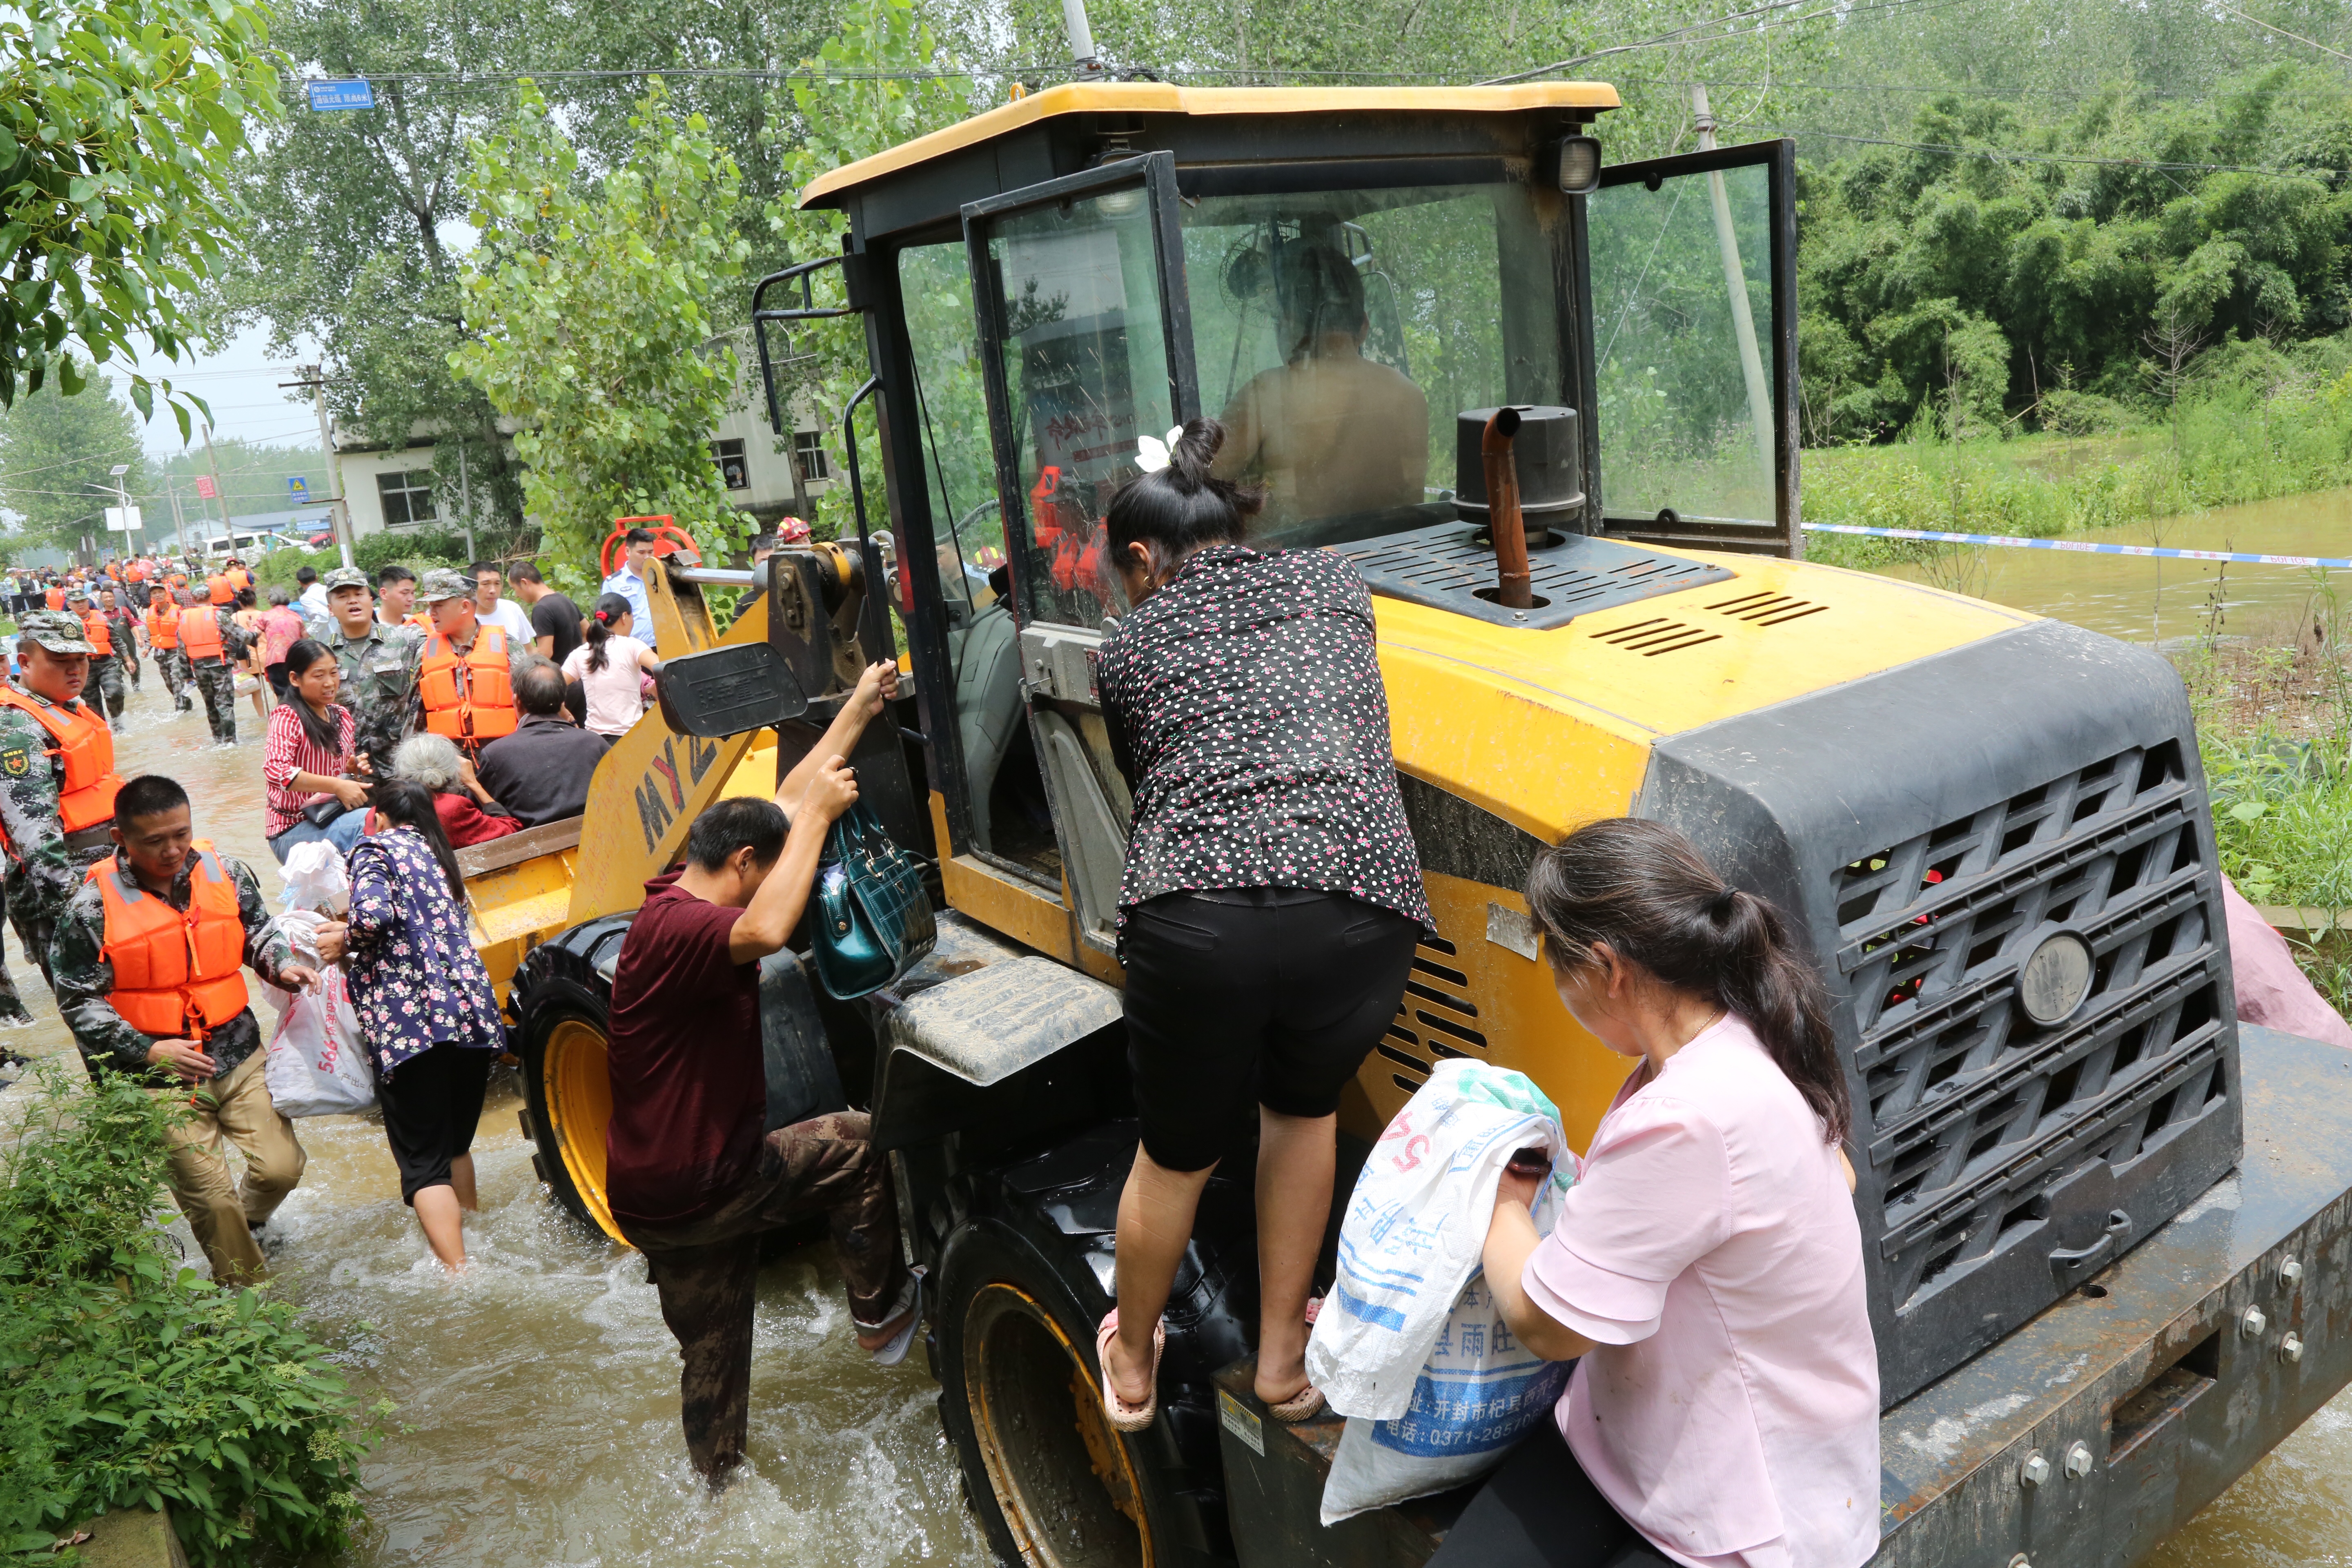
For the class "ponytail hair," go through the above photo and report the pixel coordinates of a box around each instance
[585,592,633,674]
[1525,817,1849,1145]
[367,778,466,901]
[1105,417,1265,576]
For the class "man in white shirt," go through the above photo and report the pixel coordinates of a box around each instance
[599,526,658,652]
[470,561,536,646]
[296,566,330,619]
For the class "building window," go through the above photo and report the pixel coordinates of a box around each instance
[376,470,437,526]
[711,438,750,491]
[794,429,830,483]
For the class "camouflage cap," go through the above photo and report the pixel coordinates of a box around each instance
[322,566,372,593]
[18,610,96,655]
[419,567,474,604]
[62,586,89,604]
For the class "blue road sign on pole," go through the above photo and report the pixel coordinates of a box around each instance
[306,79,376,111]
[288,476,309,501]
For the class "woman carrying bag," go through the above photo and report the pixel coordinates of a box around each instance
[262,639,369,863]
[345,779,509,1273]
[1093,417,1430,1430]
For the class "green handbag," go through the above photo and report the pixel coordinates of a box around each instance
[810,802,938,1000]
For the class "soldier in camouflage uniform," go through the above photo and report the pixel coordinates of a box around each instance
[323,566,423,775]
[184,589,249,745]
[0,612,124,1012]
[147,592,193,713]
[99,585,141,693]
[64,588,125,728]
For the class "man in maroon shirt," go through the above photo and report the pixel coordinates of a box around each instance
[605,664,913,1482]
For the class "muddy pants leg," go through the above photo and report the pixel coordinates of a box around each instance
[121,644,140,691]
[158,648,189,710]
[212,1046,305,1226]
[0,882,31,1028]
[90,657,125,726]
[192,659,236,743]
[753,1111,908,1323]
[640,1241,760,1480]
[157,1058,273,1286]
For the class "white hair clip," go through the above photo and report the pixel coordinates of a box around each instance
[1133,426,1184,474]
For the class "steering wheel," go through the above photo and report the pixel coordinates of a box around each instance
[600,516,704,578]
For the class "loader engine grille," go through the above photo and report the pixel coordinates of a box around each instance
[1832,739,2232,1312]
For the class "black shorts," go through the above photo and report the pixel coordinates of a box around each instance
[375,1044,494,1204]
[1425,1418,1675,1568]
[264,661,290,698]
[1121,888,1419,1172]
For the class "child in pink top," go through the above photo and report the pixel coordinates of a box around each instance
[1434,818,1880,1568]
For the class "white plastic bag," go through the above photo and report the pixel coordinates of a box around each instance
[277,837,350,916]
[261,909,374,1116]
[1305,1058,1572,1421]
[1318,1191,1572,1522]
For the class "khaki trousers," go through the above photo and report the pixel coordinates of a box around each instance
[157,1049,306,1285]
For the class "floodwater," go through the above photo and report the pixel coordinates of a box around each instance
[1872,485,2352,644]
[7,589,2349,1567]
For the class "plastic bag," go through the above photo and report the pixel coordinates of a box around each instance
[261,909,373,1116]
[1305,1058,1572,1421]
[278,837,350,916]
[1319,1183,1573,1522]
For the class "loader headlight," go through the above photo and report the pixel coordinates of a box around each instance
[1557,136,1602,196]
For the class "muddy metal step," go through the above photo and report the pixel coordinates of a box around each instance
[1214,1024,2352,1567]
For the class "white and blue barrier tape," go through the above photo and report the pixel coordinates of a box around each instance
[1802,522,2352,571]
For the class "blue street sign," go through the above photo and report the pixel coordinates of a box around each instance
[288,476,308,501]
[306,79,376,112]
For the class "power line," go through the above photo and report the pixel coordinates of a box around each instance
[1766,127,2332,176]
[1483,0,1986,85]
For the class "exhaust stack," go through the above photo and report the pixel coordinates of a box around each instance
[1482,406,1533,609]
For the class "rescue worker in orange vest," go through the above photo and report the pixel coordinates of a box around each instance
[97,585,141,695]
[416,568,517,760]
[226,557,253,594]
[145,590,194,714]
[183,576,249,746]
[63,587,125,729]
[0,612,129,1026]
[42,581,64,611]
[50,773,339,1284]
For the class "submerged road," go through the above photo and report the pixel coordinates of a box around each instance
[7,664,2347,1565]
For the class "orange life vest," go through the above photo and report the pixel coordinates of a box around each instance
[43,588,63,610]
[180,606,226,663]
[81,612,111,656]
[126,562,147,583]
[145,602,180,651]
[91,842,249,1041]
[0,688,121,860]
[228,567,251,591]
[419,626,517,746]
[206,573,234,606]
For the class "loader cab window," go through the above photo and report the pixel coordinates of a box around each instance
[1179,184,1568,548]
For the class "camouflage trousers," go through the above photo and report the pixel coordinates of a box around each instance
[620,1111,909,1481]
[87,655,124,726]
[189,657,237,744]
[156,648,191,711]
[0,882,34,1026]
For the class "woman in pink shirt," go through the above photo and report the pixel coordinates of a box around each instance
[1437,818,1880,1568]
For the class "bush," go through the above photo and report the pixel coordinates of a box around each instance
[0,1065,379,1565]
[353,527,471,576]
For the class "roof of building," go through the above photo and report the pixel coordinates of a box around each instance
[798,81,1622,207]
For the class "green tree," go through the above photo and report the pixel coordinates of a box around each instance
[0,379,149,556]
[0,0,282,430]
[451,80,752,590]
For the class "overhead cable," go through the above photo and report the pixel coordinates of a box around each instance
[1768,127,2329,176]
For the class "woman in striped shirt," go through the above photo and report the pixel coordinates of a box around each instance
[263,639,369,864]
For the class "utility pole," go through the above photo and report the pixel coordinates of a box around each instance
[200,424,230,552]
[1062,0,1098,68]
[281,365,355,569]
[457,441,477,562]
[1691,84,1775,479]
[167,481,187,555]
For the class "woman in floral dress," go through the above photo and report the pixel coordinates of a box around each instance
[346,778,507,1271]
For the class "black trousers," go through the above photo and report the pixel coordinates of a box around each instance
[1121,888,1418,1172]
[1427,1419,1677,1568]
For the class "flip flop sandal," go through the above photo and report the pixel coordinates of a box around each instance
[1262,1295,1326,1421]
[860,1266,927,1367]
[1096,1308,1165,1433]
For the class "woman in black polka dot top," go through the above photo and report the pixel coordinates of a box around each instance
[1091,416,1430,1437]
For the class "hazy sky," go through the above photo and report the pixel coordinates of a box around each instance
[115,322,327,459]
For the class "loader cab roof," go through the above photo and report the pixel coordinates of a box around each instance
[797,81,1622,237]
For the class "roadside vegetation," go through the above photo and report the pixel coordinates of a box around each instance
[0,1066,379,1567]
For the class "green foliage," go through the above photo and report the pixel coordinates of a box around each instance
[353,527,471,575]
[0,0,283,431]
[0,379,149,553]
[0,1064,379,1566]
[452,80,751,595]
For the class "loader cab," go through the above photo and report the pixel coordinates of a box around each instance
[764,84,1799,968]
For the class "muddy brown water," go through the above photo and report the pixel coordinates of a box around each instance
[12,572,2346,1563]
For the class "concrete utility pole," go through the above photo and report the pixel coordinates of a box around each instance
[282,365,355,569]
[200,424,230,550]
[457,441,477,562]
[1062,0,1098,66]
[1691,84,1776,479]
[167,481,187,554]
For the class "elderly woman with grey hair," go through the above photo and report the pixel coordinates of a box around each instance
[384,731,520,849]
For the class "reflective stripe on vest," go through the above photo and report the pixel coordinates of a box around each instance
[145,604,180,650]
[419,626,517,745]
[0,688,120,860]
[91,843,248,1041]
[180,607,225,662]
[81,612,112,656]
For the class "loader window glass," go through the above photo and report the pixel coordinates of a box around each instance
[1588,162,1776,527]
[982,187,1187,633]
[1179,185,1565,548]
[897,243,1007,616]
